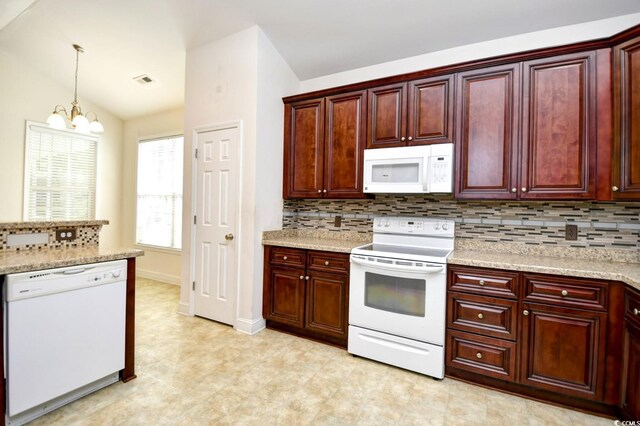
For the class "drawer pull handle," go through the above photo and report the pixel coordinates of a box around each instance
[299,275,304,280]
[476,352,483,359]
[305,276,309,280]
[523,310,529,316]
[634,308,639,316]
[479,280,485,286]
[561,290,568,297]
[324,261,330,266]
[283,256,288,261]
[477,313,484,319]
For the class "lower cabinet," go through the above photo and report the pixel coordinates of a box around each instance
[446,265,619,415]
[621,288,640,420]
[263,245,349,347]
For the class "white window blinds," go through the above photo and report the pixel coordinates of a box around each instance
[136,135,183,250]
[24,122,97,221]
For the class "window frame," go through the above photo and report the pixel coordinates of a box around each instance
[134,132,184,253]
[23,120,99,222]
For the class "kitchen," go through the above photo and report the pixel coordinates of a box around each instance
[0,0,640,424]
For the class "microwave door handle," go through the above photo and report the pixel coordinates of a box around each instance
[350,256,444,274]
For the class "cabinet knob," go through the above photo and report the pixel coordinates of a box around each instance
[511,188,517,193]
[478,279,485,286]
[324,261,330,266]
[476,352,483,359]
[317,190,322,193]
[323,189,327,193]
[283,256,288,261]
[305,276,309,280]
[477,313,484,319]
[401,136,406,142]
[634,308,639,316]
[561,290,568,297]
[299,275,304,280]
[408,136,413,141]
[521,188,527,192]
[523,310,529,316]
[612,186,619,192]
[225,233,234,241]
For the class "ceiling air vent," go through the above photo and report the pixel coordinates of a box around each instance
[133,74,155,85]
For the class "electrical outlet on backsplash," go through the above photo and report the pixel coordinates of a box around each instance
[282,196,640,252]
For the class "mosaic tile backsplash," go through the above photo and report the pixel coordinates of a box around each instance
[283,196,640,251]
[0,222,103,251]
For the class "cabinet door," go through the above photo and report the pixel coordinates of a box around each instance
[283,98,325,198]
[367,83,407,148]
[520,52,597,199]
[407,75,455,145]
[305,271,349,340]
[324,91,368,198]
[621,321,640,420]
[613,36,640,200]
[264,266,306,328]
[455,64,520,199]
[520,302,607,400]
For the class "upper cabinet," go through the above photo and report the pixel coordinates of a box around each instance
[367,75,455,148]
[283,91,367,199]
[613,34,640,200]
[456,52,598,200]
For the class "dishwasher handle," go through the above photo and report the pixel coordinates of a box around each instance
[54,267,95,275]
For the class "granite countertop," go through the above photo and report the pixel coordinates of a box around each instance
[0,246,144,275]
[262,229,371,253]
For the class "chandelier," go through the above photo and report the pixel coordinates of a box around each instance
[47,44,104,134]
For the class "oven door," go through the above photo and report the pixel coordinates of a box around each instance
[349,254,446,345]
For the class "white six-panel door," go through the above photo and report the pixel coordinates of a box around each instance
[194,125,240,325]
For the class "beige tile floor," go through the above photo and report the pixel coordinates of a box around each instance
[32,278,614,425]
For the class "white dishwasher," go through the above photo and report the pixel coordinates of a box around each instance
[3,260,127,425]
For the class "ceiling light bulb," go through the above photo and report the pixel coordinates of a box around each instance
[89,120,104,133]
[47,112,67,130]
[72,114,90,133]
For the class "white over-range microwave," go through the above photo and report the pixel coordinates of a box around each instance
[363,143,453,194]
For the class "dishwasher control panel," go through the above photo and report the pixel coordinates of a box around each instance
[4,260,127,302]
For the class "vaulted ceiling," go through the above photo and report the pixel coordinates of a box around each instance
[1,0,639,120]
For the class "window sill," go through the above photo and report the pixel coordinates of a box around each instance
[134,244,182,255]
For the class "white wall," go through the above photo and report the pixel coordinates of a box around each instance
[0,49,124,247]
[122,107,184,284]
[300,13,640,93]
[181,26,299,332]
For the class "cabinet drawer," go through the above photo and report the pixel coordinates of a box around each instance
[625,287,640,328]
[307,251,350,275]
[448,266,519,299]
[522,274,608,311]
[269,247,306,268]
[447,292,518,340]
[446,329,517,382]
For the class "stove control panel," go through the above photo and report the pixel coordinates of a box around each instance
[373,216,455,236]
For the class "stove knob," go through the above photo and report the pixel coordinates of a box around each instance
[434,223,440,230]
[442,223,449,231]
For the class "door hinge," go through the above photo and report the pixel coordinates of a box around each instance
[194,215,197,225]
[195,148,198,159]
[192,281,195,291]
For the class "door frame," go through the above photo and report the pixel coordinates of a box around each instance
[188,121,244,327]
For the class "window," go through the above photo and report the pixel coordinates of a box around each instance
[24,122,97,221]
[136,135,183,250]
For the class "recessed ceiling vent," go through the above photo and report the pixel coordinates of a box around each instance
[133,74,155,85]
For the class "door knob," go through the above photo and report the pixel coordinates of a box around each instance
[225,233,234,241]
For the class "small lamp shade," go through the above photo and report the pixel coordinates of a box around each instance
[72,114,90,133]
[89,120,104,133]
[47,112,66,130]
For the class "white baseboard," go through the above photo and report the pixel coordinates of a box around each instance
[235,317,266,335]
[136,268,181,285]
[177,301,191,316]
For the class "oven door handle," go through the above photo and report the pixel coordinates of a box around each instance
[350,256,444,274]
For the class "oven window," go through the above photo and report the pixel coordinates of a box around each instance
[364,272,425,317]
[371,163,419,183]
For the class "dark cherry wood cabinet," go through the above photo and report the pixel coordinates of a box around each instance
[520,52,597,199]
[283,91,367,199]
[621,288,640,420]
[455,64,520,199]
[367,75,454,148]
[446,265,621,414]
[263,245,350,346]
[613,34,640,200]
